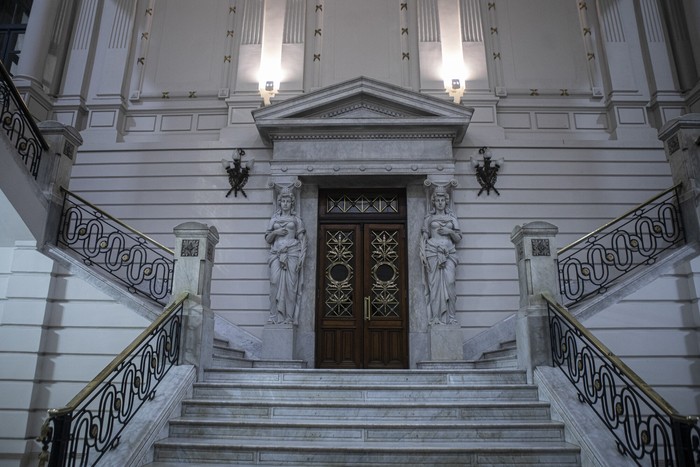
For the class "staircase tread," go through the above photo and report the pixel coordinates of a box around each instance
[182,398,552,408]
[155,437,580,451]
[170,418,564,428]
[194,381,534,388]
[203,368,524,374]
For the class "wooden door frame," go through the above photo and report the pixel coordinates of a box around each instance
[314,189,409,369]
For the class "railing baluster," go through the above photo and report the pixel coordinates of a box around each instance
[57,189,175,305]
[544,293,699,466]
[0,59,48,179]
[39,295,187,466]
[558,185,685,306]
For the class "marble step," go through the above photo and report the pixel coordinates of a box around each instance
[481,345,518,361]
[191,381,539,402]
[181,399,553,421]
[167,418,566,442]
[202,368,527,385]
[211,355,307,369]
[151,438,580,466]
[212,344,246,359]
[417,357,517,369]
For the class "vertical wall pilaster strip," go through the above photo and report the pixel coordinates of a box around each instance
[399,0,415,88]
[306,0,323,90]
[598,0,625,43]
[129,0,155,100]
[460,0,482,42]
[639,0,662,43]
[658,0,697,91]
[418,0,440,42]
[241,0,264,45]
[221,0,239,96]
[43,0,80,95]
[483,1,504,94]
[283,0,305,44]
[578,0,603,95]
[74,0,100,50]
[108,0,135,49]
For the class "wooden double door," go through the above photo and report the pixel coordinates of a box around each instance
[316,191,409,369]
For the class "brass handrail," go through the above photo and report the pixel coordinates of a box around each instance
[558,183,683,255]
[542,292,698,425]
[61,187,174,255]
[0,59,49,150]
[48,292,188,418]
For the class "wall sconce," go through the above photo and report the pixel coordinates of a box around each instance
[222,148,254,198]
[471,147,503,196]
[446,78,465,104]
[259,80,278,106]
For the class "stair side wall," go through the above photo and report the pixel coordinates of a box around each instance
[583,262,700,414]
[0,243,149,467]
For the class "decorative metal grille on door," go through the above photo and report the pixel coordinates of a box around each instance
[323,230,355,318]
[369,229,400,318]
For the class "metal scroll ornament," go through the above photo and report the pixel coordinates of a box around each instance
[471,147,503,196]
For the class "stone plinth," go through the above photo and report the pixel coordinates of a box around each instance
[510,221,560,382]
[659,114,700,243]
[429,324,463,360]
[262,323,296,360]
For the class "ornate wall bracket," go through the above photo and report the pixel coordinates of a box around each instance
[222,148,254,198]
[471,147,503,196]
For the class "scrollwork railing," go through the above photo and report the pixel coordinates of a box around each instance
[37,293,187,467]
[558,185,685,306]
[545,293,700,466]
[57,189,174,305]
[0,59,48,178]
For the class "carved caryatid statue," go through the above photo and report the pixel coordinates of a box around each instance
[420,184,462,325]
[265,185,306,325]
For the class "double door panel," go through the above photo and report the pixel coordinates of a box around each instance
[316,223,408,369]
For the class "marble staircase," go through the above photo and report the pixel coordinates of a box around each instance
[145,353,582,466]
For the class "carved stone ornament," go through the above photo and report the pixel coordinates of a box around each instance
[531,238,551,256]
[181,239,200,257]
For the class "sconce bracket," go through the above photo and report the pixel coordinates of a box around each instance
[224,149,252,198]
[472,147,502,196]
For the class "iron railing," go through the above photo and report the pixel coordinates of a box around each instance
[37,293,188,467]
[544,293,700,466]
[558,185,685,306]
[0,59,48,178]
[57,189,174,305]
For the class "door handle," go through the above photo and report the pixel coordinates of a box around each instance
[364,296,371,321]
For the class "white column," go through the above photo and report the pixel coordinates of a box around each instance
[595,0,657,139]
[13,0,60,86]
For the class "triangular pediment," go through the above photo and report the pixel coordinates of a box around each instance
[253,77,473,144]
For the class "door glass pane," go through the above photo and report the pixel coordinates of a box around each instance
[323,229,355,318]
[326,194,399,214]
[369,228,400,318]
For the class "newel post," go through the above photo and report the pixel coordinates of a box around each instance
[172,222,219,378]
[659,114,700,243]
[510,221,561,383]
[36,120,83,246]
